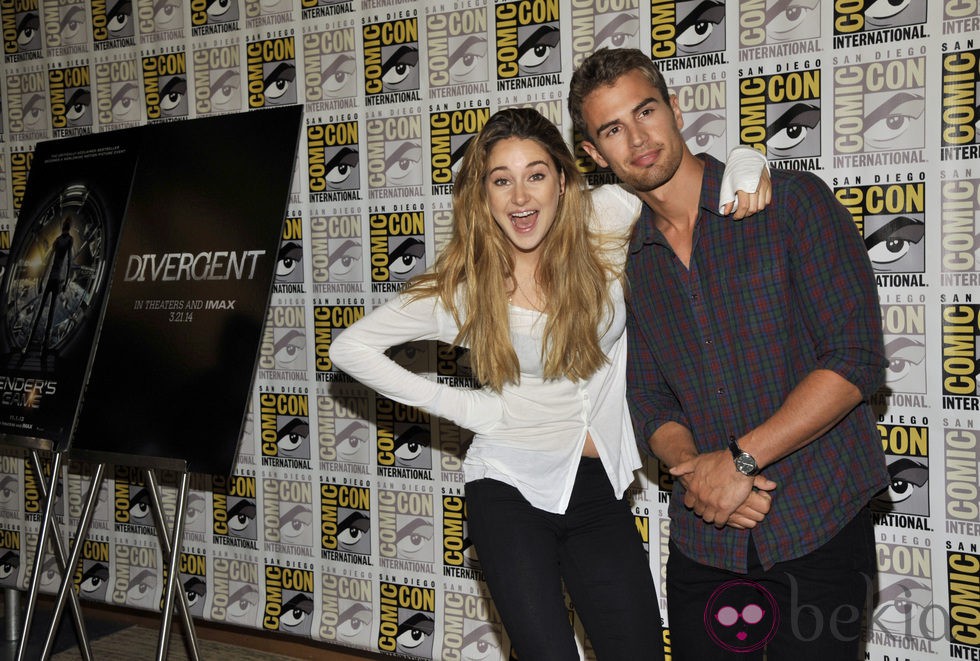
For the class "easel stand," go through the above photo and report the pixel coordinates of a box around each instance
[15,447,94,661]
[18,448,201,661]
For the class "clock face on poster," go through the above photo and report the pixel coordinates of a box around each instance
[2,183,109,356]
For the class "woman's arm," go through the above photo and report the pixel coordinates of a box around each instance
[328,294,502,433]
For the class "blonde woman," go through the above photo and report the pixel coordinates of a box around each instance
[329,108,768,660]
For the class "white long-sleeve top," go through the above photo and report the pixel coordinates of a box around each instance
[329,185,639,514]
[328,149,767,514]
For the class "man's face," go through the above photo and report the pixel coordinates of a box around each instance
[580,69,685,193]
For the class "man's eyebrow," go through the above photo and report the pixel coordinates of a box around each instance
[594,97,660,135]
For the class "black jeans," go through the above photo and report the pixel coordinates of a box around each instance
[465,457,664,661]
[666,507,876,660]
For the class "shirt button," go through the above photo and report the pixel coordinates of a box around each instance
[704,339,712,345]
[717,387,725,394]
[691,294,698,301]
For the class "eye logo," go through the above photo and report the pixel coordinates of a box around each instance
[704,579,779,653]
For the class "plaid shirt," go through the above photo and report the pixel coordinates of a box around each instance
[626,155,889,572]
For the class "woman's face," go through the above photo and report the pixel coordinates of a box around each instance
[484,137,564,261]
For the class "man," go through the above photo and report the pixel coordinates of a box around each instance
[569,48,887,659]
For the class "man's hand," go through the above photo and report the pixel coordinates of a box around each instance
[669,450,774,528]
[727,476,777,530]
[721,167,773,219]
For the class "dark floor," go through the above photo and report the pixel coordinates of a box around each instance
[0,590,129,660]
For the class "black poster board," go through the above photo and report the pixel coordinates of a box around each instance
[73,105,303,475]
[0,131,138,451]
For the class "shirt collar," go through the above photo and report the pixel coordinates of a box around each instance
[629,153,726,253]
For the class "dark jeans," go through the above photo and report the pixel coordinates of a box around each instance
[465,458,664,661]
[666,507,876,661]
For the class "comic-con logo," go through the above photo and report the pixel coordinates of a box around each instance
[141,50,187,121]
[303,24,356,109]
[192,43,241,115]
[676,79,727,162]
[246,36,296,109]
[427,6,490,92]
[945,424,978,529]
[941,48,980,161]
[73,539,110,601]
[42,0,87,53]
[308,120,361,203]
[48,64,91,134]
[1,0,41,58]
[948,551,980,652]
[833,1,927,43]
[940,301,979,410]
[6,70,49,138]
[94,57,142,127]
[258,304,307,378]
[21,456,44,522]
[310,211,364,287]
[738,67,821,164]
[652,0,724,61]
[263,564,315,636]
[91,0,136,48]
[494,0,561,90]
[8,150,34,212]
[941,175,979,284]
[379,487,434,571]
[367,112,423,195]
[318,391,371,466]
[263,477,315,552]
[879,303,926,394]
[0,527,19,589]
[312,304,364,379]
[211,473,258,549]
[136,0,183,36]
[368,209,426,293]
[569,0,638,69]
[190,0,239,30]
[320,571,374,648]
[363,16,421,104]
[871,542,933,646]
[259,392,311,467]
[112,542,158,608]
[210,556,259,627]
[442,588,504,661]
[832,57,925,167]
[376,398,432,479]
[0,454,21,516]
[871,422,929,517]
[379,581,436,658]
[442,492,480,579]
[274,214,304,292]
[178,552,207,617]
[739,0,820,45]
[320,481,372,561]
[301,0,354,20]
[430,107,490,196]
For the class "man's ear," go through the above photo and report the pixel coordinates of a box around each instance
[581,140,609,168]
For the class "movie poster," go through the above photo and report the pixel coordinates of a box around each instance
[0,130,137,450]
[72,105,303,477]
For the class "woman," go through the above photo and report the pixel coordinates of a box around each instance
[329,108,767,660]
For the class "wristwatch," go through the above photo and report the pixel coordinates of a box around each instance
[728,436,760,476]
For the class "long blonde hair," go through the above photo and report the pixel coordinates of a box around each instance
[407,108,617,392]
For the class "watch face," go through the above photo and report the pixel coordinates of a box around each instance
[2,183,108,356]
[735,453,758,475]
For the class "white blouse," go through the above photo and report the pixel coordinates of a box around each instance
[328,186,640,514]
[328,148,767,514]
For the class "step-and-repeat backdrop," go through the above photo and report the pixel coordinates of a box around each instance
[0,1,977,659]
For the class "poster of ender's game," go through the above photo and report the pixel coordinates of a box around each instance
[0,132,137,451]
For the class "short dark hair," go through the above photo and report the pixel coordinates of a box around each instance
[568,48,671,140]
